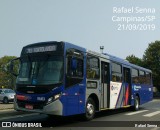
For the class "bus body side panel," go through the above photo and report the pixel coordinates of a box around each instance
[62,42,86,116]
[119,82,130,107]
[131,83,153,105]
[123,83,130,106]
[141,84,153,104]
[110,81,122,109]
[131,83,140,105]
[62,84,86,116]
[110,82,130,109]
[132,88,142,106]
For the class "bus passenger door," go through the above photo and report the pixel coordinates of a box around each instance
[123,67,131,106]
[101,62,110,109]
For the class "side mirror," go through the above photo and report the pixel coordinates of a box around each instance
[71,57,77,70]
[9,58,20,77]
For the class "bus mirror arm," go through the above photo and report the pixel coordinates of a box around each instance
[9,57,20,77]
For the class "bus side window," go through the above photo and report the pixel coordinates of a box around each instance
[139,70,145,84]
[132,69,139,84]
[66,49,84,88]
[67,57,83,77]
[87,55,100,79]
[112,75,116,82]
[111,62,122,82]
[146,72,151,85]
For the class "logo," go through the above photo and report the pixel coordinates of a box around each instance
[134,85,141,91]
[111,85,118,90]
[1,122,42,127]
[2,122,11,127]
[37,97,45,101]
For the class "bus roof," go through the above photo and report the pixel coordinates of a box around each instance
[87,50,152,73]
[21,41,151,73]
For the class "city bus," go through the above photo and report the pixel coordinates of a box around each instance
[10,41,153,120]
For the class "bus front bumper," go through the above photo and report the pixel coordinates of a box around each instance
[14,99,63,116]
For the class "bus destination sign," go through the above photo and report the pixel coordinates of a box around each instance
[25,45,57,53]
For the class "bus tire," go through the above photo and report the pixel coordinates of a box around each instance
[84,98,95,121]
[133,96,140,111]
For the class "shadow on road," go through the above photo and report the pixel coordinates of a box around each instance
[41,107,145,127]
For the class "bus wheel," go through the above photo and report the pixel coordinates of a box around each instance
[134,96,139,111]
[84,98,95,120]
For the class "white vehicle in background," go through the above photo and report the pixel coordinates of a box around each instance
[0,89,15,104]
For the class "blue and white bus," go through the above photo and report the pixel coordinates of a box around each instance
[10,41,153,120]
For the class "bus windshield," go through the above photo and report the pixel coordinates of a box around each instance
[17,54,64,85]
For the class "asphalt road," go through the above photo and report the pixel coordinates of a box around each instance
[0,99,160,130]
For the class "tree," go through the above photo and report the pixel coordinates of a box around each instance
[126,54,144,67]
[0,56,18,89]
[143,41,160,90]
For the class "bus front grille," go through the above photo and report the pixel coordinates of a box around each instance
[17,100,46,109]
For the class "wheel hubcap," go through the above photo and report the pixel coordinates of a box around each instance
[135,99,139,109]
[87,103,94,115]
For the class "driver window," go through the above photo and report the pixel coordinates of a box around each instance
[67,56,83,77]
[66,49,84,88]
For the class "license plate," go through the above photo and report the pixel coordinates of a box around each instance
[25,104,33,110]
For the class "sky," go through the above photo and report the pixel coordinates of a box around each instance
[0,0,159,59]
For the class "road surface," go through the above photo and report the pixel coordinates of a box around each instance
[0,99,160,130]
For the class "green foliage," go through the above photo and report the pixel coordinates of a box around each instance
[143,41,160,90]
[126,40,160,90]
[126,54,144,67]
[0,56,18,89]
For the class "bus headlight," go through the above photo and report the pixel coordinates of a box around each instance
[54,94,61,100]
[47,94,61,104]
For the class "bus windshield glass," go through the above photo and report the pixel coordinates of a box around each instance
[17,54,63,85]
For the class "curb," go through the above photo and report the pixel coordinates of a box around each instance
[0,109,15,113]
[0,107,14,111]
